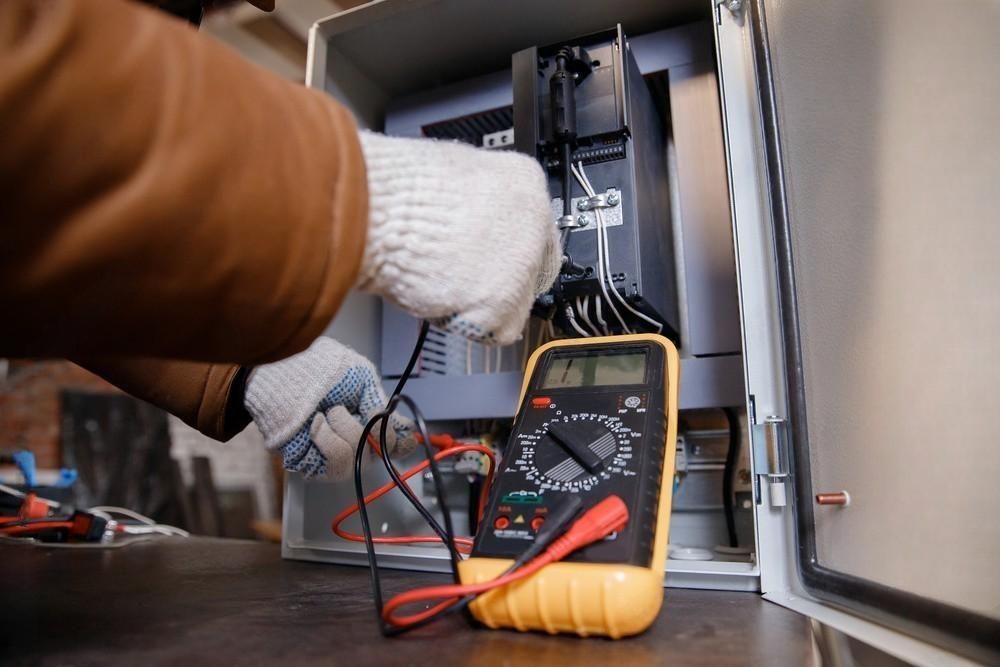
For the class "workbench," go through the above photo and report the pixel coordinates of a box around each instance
[0,538,813,665]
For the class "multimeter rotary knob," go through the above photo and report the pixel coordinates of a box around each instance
[534,417,619,484]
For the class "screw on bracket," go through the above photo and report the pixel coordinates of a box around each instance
[716,0,743,17]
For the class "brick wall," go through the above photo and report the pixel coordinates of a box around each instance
[0,361,120,469]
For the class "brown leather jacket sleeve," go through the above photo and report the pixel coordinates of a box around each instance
[0,0,367,363]
[76,358,251,441]
[0,1,370,439]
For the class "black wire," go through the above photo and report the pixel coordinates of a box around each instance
[352,321,466,637]
[382,394,463,573]
[0,517,70,528]
[559,142,575,266]
[722,407,741,549]
[467,477,482,535]
[561,143,573,217]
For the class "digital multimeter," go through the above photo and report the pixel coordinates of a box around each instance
[458,334,679,638]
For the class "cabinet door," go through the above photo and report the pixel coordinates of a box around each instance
[720,0,1000,663]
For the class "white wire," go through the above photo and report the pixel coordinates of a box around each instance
[593,292,610,335]
[465,340,472,375]
[89,506,190,537]
[572,163,631,333]
[0,483,61,508]
[577,161,662,332]
[577,294,601,336]
[597,204,664,333]
[575,162,663,334]
[495,346,502,374]
[118,524,191,538]
[576,296,600,336]
[89,505,156,525]
[0,483,25,499]
[564,305,591,337]
[573,161,628,333]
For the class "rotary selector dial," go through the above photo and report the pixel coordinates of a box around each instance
[514,413,637,492]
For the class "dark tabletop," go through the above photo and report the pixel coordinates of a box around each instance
[0,538,812,666]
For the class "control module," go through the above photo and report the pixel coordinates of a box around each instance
[515,26,680,339]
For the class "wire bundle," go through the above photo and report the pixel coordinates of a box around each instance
[568,162,663,337]
[1,482,189,547]
[0,499,188,546]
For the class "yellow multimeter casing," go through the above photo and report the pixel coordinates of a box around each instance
[458,334,679,638]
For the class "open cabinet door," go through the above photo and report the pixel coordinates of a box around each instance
[716,0,1000,664]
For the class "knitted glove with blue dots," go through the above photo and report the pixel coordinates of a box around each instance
[244,337,414,479]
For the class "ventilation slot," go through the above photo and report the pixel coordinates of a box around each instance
[422,106,514,146]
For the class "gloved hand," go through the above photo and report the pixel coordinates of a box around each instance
[243,337,413,479]
[357,131,562,346]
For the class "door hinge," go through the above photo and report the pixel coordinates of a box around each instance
[752,416,789,508]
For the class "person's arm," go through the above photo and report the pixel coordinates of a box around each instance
[1,0,561,461]
[75,358,251,441]
[0,0,367,364]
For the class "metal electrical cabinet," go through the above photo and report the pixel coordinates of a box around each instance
[291,5,754,593]
[283,1,1000,664]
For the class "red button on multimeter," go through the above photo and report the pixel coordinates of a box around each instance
[531,397,552,408]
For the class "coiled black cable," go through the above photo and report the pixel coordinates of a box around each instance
[352,321,464,636]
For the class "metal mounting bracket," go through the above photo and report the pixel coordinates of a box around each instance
[551,188,624,232]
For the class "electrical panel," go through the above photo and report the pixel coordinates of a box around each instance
[297,14,752,594]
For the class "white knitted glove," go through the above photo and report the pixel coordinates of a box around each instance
[357,131,561,345]
[244,337,414,479]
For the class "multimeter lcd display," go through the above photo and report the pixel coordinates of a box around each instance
[542,352,647,389]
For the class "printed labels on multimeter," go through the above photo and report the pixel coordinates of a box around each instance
[472,339,666,567]
[460,334,679,638]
